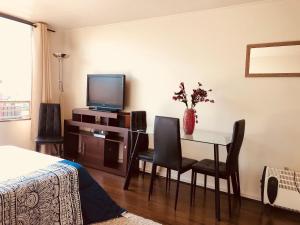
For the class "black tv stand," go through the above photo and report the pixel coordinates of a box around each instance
[64,108,131,176]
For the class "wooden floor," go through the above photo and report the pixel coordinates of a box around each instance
[88,168,300,225]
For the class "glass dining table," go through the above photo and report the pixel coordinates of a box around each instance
[123,128,233,221]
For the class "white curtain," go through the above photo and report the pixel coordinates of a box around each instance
[31,22,52,141]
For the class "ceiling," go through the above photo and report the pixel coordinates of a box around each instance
[0,0,261,30]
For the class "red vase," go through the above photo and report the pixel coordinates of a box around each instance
[183,108,195,135]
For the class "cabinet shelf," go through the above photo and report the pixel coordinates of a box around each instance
[68,130,124,143]
[66,120,129,132]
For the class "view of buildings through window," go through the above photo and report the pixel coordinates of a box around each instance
[0,18,32,121]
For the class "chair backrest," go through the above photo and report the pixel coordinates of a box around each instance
[226,119,245,173]
[130,111,148,153]
[153,116,182,170]
[37,103,62,138]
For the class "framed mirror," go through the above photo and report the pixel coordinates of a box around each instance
[245,41,300,77]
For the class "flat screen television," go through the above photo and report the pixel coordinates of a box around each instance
[86,74,125,111]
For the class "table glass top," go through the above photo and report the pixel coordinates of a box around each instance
[180,129,231,146]
[131,128,232,146]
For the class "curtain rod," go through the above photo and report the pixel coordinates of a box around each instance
[0,12,55,32]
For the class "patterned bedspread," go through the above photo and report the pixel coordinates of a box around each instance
[0,161,83,225]
[0,146,125,225]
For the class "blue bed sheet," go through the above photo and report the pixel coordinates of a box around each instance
[60,160,126,225]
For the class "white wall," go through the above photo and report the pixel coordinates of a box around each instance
[61,0,300,200]
[0,120,32,148]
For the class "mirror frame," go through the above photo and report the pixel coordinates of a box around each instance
[245,40,300,77]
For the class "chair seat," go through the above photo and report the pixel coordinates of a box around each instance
[181,157,197,172]
[138,149,154,162]
[192,159,227,178]
[35,136,64,144]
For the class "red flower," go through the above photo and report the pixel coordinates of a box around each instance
[172,81,214,110]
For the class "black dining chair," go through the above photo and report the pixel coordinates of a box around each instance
[148,116,197,210]
[130,111,154,178]
[190,119,245,215]
[35,103,64,156]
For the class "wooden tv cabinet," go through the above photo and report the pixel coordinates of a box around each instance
[64,108,131,176]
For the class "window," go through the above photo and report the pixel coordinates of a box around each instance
[0,18,32,121]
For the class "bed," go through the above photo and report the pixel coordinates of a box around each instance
[0,146,125,225]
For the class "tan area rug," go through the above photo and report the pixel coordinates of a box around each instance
[92,213,162,225]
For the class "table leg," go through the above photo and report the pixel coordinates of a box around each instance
[123,132,140,190]
[214,144,221,221]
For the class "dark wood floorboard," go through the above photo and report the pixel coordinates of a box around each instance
[88,168,300,225]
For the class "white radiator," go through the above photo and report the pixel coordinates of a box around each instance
[261,166,300,212]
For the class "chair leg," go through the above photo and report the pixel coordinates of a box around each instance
[227,176,232,216]
[190,171,194,206]
[54,144,59,156]
[142,161,146,179]
[148,164,156,200]
[35,143,40,152]
[193,172,197,202]
[175,172,181,210]
[59,144,63,157]
[236,170,242,205]
[168,169,171,191]
[231,171,238,196]
[204,174,207,193]
[166,168,170,193]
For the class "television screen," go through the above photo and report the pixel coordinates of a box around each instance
[87,74,125,111]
